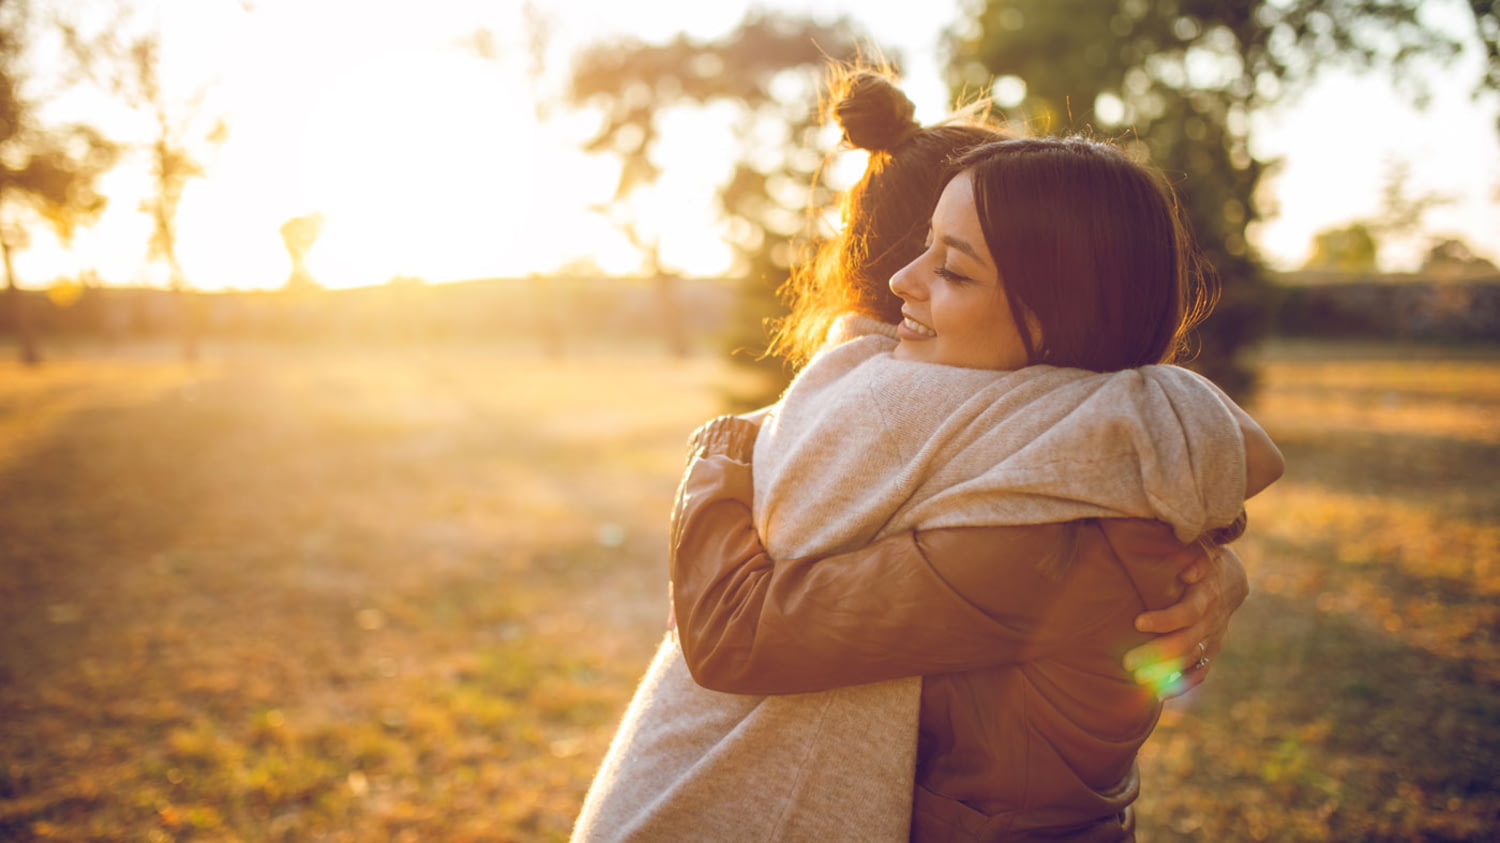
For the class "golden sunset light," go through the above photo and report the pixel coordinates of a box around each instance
[265,49,542,286]
[3,1,1498,839]
[6,0,1495,293]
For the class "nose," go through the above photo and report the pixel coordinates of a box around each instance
[889,256,925,302]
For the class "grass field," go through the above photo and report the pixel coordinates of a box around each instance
[1,338,1496,841]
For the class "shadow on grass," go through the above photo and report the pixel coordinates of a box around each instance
[1276,430,1498,517]
[1137,587,1499,842]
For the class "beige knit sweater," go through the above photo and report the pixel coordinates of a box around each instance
[572,317,1247,842]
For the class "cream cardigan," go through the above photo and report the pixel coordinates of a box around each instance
[572,317,1246,842]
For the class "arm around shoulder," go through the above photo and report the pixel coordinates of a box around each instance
[668,434,1077,694]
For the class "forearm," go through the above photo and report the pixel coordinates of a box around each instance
[670,418,1059,695]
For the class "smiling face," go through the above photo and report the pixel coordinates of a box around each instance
[888,170,1034,370]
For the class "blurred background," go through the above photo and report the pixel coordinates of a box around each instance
[0,0,1495,840]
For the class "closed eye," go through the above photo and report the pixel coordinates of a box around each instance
[934,265,971,283]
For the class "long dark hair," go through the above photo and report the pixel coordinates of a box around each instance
[952,136,1215,370]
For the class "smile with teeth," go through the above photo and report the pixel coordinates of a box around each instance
[903,316,937,337]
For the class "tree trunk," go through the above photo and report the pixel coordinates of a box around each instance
[2,236,40,366]
[168,256,198,365]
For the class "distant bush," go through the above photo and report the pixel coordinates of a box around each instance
[1273,274,1500,343]
[0,276,740,355]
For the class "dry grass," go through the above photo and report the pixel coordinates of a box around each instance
[0,343,721,841]
[1132,340,1500,842]
[0,338,1496,841]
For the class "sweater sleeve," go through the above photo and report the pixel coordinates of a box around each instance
[984,366,1248,543]
[1132,366,1248,539]
[670,427,1087,695]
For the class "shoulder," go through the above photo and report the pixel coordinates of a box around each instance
[1134,364,1234,400]
[791,331,897,389]
[825,313,898,346]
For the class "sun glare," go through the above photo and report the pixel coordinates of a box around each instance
[293,50,541,288]
[12,0,1493,294]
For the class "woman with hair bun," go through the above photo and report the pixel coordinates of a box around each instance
[573,66,1278,841]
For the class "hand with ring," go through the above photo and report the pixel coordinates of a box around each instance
[1190,640,1211,672]
[1123,546,1247,699]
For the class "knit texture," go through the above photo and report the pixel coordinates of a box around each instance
[572,316,1247,842]
[756,317,1247,549]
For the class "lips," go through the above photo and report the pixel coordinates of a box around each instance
[901,315,936,337]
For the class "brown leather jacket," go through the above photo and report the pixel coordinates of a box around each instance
[669,417,1209,841]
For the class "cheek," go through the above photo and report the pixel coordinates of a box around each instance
[971,295,1023,356]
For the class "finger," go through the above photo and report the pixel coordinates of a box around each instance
[1133,640,1218,697]
[1134,583,1211,634]
[1126,608,1226,676]
[1178,556,1208,585]
[1134,602,1192,635]
[1157,662,1210,700]
[1124,626,1196,675]
[1131,654,1204,697]
[1199,633,1224,661]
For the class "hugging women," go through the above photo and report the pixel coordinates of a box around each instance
[574,67,1281,842]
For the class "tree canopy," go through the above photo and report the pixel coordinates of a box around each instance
[570,12,871,274]
[947,0,1473,395]
[1422,236,1499,279]
[0,0,118,364]
[570,12,875,401]
[1306,223,1380,273]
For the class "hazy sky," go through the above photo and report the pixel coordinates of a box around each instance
[20,0,1499,290]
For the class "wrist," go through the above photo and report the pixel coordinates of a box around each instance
[1207,509,1248,545]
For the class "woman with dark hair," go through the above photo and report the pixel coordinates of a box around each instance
[573,68,1279,842]
[768,70,1246,692]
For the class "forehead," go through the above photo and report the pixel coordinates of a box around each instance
[931,171,991,267]
[933,171,977,226]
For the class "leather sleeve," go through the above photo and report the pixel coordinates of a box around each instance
[670,417,1083,695]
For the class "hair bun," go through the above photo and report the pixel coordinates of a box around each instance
[833,70,919,153]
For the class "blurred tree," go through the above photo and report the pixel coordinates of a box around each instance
[1471,0,1499,129]
[570,12,872,403]
[126,33,226,363]
[0,0,117,365]
[521,1,568,360]
[464,3,569,359]
[1422,237,1499,279]
[1365,159,1451,263]
[1374,161,1451,233]
[948,0,1469,397]
[1304,223,1379,273]
[1305,161,1452,276]
[279,212,324,291]
[65,8,234,363]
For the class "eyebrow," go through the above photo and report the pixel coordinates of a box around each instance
[940,233,991,269]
